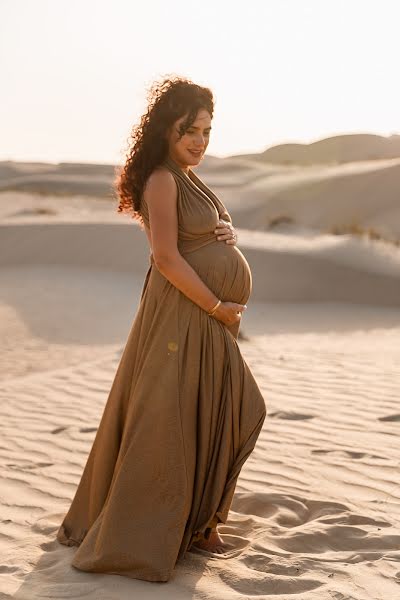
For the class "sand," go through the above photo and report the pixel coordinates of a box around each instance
[1,158,400,599]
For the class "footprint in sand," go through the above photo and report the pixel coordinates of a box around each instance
[269,410,314,420]
[0,565,19,574]
[242,553,305,576]
[79,427,98,433]
[311,449,385,460]
[378,413,400,422]
[40,540,58,551]
[51,426,68,434]
[219,567,322,595]
[6,461,53,470]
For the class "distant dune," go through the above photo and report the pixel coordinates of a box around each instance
[2,132,400,197]
[1,219,399,306]
[215,158,400,239]
[0,160,116,197]
[2,135,400,599]
[1,135,400,241]
[231,133,400,165]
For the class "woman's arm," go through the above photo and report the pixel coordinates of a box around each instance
[143,168,220,314]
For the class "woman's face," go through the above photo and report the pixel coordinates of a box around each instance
[166,108,212,171]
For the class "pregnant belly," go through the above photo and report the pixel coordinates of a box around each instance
[182,240,252,306]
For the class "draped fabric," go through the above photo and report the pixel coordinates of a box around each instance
[56,155,267,582]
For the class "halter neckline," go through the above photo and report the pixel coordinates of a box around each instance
[162,155,219,213]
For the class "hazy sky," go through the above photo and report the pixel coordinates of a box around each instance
[1,0,399,164]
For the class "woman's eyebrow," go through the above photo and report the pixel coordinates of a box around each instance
[189,125,212,130]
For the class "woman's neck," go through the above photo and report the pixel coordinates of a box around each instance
[167,154,190,175]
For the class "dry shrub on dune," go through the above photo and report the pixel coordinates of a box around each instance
[267,215,295,229]
[329,222,400,247]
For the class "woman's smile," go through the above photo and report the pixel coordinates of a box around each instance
[188,149,202,157]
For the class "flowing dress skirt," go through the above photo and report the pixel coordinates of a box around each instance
[57,175,267,582]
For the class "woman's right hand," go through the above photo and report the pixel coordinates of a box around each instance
[211,301,247,326]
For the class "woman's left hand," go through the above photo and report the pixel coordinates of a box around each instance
[214,219,238,245]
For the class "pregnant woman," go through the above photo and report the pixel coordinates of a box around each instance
[56,76,267,582]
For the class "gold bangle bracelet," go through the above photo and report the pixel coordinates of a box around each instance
[208,299,221,316]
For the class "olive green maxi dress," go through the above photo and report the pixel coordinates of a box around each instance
[56,155,267,582]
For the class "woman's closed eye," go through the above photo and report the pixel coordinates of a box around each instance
[187,130,210,137]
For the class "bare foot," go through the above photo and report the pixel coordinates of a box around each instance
[192,528,229,554]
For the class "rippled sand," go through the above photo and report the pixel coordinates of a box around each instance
[1,191,400,598]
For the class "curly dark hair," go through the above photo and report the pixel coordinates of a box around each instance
[115,75,214,226]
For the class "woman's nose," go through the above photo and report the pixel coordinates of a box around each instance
[194,132,206,147]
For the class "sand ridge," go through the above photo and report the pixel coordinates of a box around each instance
[1,319,399,598]
[1,152,400,598]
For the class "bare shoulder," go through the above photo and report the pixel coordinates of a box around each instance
[144,167,177,198]
[143,167,179,262]
[143,166,179,238]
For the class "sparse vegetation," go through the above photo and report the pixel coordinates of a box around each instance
[33,207,57,215]
[267,215,295,229]
[329,222,400,247]
[13,206,58,216]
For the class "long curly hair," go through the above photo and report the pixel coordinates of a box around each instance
[115,75,214,227]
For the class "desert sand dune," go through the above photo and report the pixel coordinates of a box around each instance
[216,158,400,239]
[3,146,400,242]
[1,218,399,305]
[1,151,400,598]
[0,161,116,197]
[1,287,399,598]
[232,133,400,165]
